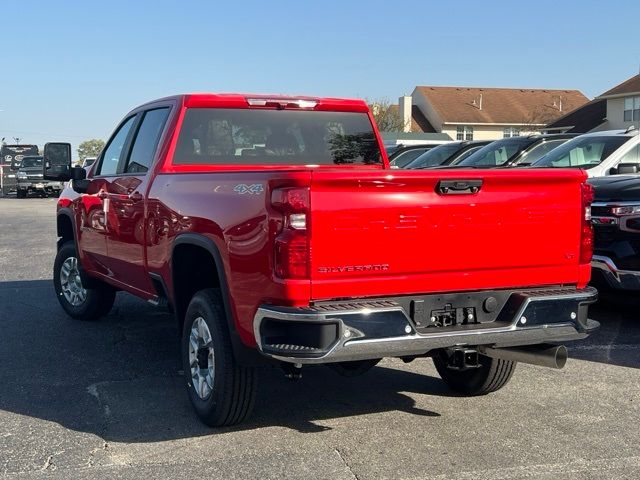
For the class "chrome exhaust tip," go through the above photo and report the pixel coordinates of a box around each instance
[479,344,568,369]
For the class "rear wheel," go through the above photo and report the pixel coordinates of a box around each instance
[182,289,258,426]
[53,241,116,320]
[16,190,27,199]
[433,349,516,395]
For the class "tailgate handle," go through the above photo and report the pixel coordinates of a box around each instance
[437,179,483,195]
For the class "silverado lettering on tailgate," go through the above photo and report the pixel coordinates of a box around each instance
[317,264,390,274]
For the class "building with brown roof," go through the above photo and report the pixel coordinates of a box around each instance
[397,86,589,140]
[596,74,640,130]
[543,98,607,134]
[544,74,640,134]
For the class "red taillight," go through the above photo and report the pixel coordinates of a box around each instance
[580,183,594,264]
[272,187,310,279]
[274,230,309,278]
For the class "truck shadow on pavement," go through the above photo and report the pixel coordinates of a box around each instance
[567,295,640,369]
[0,279,638,443]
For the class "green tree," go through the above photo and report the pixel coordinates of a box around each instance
[77,139,105,163]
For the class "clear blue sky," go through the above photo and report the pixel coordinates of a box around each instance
[1,0,639,152]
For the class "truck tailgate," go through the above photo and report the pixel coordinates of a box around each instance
[309,169,588,300]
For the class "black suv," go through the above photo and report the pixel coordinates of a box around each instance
[452,134,576,168]
[590,175,640,291]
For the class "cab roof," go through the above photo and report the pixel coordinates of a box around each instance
[137,93,370,113]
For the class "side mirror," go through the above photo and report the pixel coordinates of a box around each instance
[43,142,73,180]
[612,163,639,175]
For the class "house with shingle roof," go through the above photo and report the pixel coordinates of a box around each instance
[596,74,640,130]
[396,86,589,140]
[544,74,640,134]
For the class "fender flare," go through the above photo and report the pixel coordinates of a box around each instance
[171,233,264,366]
[56,208,77,249]
[56,207,102,289]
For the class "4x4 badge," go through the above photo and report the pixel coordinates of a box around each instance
[233,184,264,195]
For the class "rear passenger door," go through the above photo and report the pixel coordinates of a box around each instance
[102,106,171,296]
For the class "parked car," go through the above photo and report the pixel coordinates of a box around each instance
[589,174,640,291]
[453,134,576,168]
[532,129,640,177]
[44,93,598,427]
[16,155,63,198]
[388,144,437,168]
[403,141,490,169]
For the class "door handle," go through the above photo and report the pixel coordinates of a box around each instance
[436,179,483,195]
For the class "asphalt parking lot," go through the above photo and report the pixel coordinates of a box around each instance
[0,197,639,479]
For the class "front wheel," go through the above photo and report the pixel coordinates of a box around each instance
[433,349,516,396]
[53,241,116,320]
[182,289,258,427]
[16,190,27,199]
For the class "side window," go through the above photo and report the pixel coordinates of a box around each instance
[97,116,136,176]
[520,140,565,164]
[618,145,640,165]
[125,108,170,174]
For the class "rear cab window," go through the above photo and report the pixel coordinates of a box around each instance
[172,108,382,166]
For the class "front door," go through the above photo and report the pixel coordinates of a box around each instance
[79,115,137,274]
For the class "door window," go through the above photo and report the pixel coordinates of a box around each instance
[618,145,640,165]
[125,108,170,174]
[97,116,136,176]
[517,140,566,165]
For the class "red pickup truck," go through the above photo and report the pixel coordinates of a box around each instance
[44,94,598,426]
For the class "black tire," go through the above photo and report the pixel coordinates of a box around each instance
[327,359,381,377]
[433,349,516,396]
[182,289,258,427]
[16,190,27,199]
[53,241,116,321]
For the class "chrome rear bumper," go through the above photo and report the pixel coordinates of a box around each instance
[254,287,599,364]
[592,255,640,290]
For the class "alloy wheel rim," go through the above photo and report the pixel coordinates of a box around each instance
[60,256,87,307]
[188,317,215,400]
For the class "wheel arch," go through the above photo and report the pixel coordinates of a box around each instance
[56,209,76,250]
[171,233,264,366]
